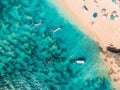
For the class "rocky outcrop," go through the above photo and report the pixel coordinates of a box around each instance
[104,46,120,67]
[106,46,120,53]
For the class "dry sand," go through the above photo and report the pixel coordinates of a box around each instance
[50,0,120,89]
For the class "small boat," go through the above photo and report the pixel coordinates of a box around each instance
[34,22,42,27]
[76,60,85,64]
[53,27,61,33]
[71,57,86,64]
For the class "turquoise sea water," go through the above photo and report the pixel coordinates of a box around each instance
[0,0,114,90]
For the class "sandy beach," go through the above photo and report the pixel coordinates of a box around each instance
[50,0,120,89]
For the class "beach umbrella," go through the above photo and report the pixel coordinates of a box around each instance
[93,12,98,18]
[112,11,117,16]
[110,15,115,20]
[82,6,88,12]
[102,14,107,19]
[101,8,107,14]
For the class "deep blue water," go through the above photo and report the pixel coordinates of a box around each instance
[0,0,114,90]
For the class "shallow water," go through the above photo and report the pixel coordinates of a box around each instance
[0,0,114,90]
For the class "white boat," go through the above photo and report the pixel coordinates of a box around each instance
[76,60,85,64]
[34,22,42,27]
[53,27,61,33]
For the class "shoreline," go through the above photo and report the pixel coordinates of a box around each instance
[50,0,120,49]
[50,0,120,89]
[49,0,100,46]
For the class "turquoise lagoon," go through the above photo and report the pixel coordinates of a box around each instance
[0,0,114,90]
